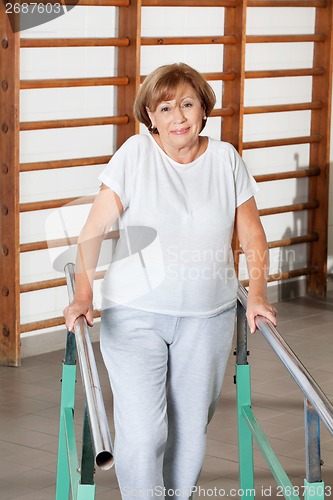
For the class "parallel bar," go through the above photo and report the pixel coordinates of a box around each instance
[65,263,113,470]
[243,134,321,150]
[20,37,129,48]
[20,155,111,172]
[246,34,325,43]
[245,68,324,79]
[20,76,129,89]
[141,35,236,45]
[20,115,128,131]
[244,101,322,114]
[254,167,320,182]
[237,284,333,437]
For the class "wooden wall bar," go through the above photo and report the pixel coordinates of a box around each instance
[0,0,332,364]
[117,0,141,146]
[20,37,130,48]
[20,77,129,89]
[246,68,324,78]
[307,0,333,295]
[20,115,128,131]
[0,2,20,366]
[20,155,111,172]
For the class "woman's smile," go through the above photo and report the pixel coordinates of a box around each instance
[171,127,190,135]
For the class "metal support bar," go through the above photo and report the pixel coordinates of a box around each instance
[304,398,322,484]
[81,403,96,486]
[236,301,248,365]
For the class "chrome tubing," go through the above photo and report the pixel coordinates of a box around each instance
[65,262,114,470]
[237,283,333,437]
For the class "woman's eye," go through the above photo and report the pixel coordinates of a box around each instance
[161,106,170,112]
[183,102,192,108]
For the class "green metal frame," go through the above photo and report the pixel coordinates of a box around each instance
[56,331,97,500]
[235,316,326,500]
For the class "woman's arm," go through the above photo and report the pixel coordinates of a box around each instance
[64,184,123,332]
[235,196,277,333]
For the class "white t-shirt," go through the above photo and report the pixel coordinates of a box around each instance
[98,133,258,317]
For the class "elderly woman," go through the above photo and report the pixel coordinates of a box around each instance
[64,63,276,499]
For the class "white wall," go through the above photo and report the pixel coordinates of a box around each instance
[19,5,332,353]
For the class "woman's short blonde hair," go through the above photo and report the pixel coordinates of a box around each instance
[133,63,216,133]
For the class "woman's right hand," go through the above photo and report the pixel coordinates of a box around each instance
[63,299,94,333]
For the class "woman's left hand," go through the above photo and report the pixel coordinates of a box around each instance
[246,294,277,334]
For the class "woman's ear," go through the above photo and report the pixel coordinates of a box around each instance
[146,106,152,121]
[146,106,156,130]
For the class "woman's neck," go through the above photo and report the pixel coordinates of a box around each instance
[152,135,208,164]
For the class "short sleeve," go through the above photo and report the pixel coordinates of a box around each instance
[230,145,259,207]
[98,136,138,210]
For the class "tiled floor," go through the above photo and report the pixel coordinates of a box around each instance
[0,290,332,499]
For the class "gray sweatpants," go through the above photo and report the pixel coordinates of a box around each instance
[100,305,235,500]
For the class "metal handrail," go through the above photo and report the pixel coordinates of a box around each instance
[237,283,333,436]
[65,262,114,470]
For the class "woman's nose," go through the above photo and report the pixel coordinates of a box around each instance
[173,106,186,122]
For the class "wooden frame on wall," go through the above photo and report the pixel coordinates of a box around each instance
[0,0,332,366]
[0,1,20,366]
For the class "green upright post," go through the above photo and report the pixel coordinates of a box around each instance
[236,364,255,498]
[56,332,77,500]
[77,484,96,499]
[236,303,255,499]
[304,479,325,500]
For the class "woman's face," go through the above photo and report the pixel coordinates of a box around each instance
[146,83,205,152]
